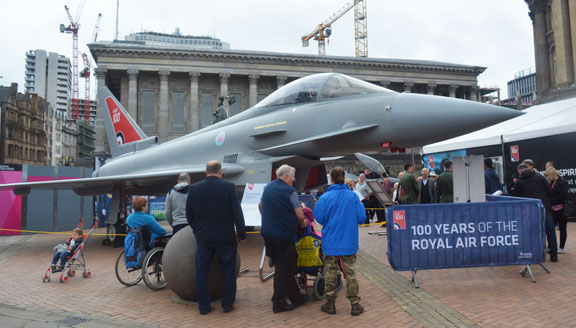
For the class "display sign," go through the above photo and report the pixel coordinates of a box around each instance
[241,183,266,226]
[386,198,545,271]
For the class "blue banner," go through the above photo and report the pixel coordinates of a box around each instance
[386,198,546,271]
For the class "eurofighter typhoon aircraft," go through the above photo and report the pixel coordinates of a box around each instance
[0,73,522,230]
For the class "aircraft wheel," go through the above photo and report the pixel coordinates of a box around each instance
[107,224,117,243]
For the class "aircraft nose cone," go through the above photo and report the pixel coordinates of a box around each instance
[388,93,523,147]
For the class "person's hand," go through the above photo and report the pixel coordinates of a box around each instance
[300,221,308,228]
[238,238,246,245]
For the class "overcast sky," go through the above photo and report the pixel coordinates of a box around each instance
[0,0,534,99]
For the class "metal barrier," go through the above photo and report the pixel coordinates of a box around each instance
[259,246,274,282]
[386,196,548,287]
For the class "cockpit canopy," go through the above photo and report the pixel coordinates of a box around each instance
[254,73,394,108]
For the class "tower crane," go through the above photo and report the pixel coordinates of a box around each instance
[79,13,102,123]
[301,0,368,57]
[61,5,81,120]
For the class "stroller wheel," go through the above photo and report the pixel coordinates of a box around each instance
[83,271,91,278]
[313,275,325,300]
[43,274,49,283]
[60,275,68,283]
[68,270,76,277]
[296,274,307,290]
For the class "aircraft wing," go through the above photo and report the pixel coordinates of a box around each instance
[0,164,245,196]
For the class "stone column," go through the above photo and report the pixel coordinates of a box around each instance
[552,0,575,87]
[189,72,201,132]
[527,1,551,97]
[404,82,413,93]
[94,68,108,154]
[158,70,170,141]
[127,69,139,120]
[427,83,437,95]
[570,0,576,84]
[276,76,287,89]
[219,73,230,116]
[449,84,458,98]
[249,75,259,107]
[470,86,479,102]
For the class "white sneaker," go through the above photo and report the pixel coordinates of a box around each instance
[558,248,565,254]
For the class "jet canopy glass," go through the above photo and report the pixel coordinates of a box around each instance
[255,73,393,108]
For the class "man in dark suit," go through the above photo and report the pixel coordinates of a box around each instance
[418,168,438,203]
[186,160,247,314]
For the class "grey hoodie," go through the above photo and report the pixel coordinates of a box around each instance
[165,182,190,227]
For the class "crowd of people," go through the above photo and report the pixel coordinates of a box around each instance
[115,157,569,316]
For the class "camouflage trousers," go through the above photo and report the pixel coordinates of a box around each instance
[323,254,360,304]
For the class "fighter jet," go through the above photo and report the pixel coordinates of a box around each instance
[0,73,521,231]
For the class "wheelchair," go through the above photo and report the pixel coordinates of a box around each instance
[114,225,171,290]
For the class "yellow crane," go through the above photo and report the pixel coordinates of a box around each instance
[301,0,368,57]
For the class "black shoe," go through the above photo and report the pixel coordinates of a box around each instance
[50,265,57,272]
[273,302,296,313]
[550,254,558,262]
[292,294,310,308]
[199,307,213,315]
[223,306,235,313]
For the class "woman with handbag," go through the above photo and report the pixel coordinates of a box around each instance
[544,168,569,253]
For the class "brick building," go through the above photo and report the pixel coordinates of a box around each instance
[0,83,48,165]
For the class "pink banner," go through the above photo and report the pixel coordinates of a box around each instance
[0,171,23,236]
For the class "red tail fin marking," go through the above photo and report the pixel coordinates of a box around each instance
[105,97,143,145]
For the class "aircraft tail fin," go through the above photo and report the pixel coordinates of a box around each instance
[98,88,158,158]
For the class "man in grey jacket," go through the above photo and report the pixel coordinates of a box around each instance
[165,173,191,234]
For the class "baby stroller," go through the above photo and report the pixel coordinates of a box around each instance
[43,217,99,283]
[295,222,342,299]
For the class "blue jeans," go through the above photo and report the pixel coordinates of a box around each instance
[195,241,237,312]
[545,210,558,256]
[52,251,71,266]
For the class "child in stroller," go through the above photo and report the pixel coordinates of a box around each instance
[43,217,98,283]
[295,214,342,299]
[51,228,83,272]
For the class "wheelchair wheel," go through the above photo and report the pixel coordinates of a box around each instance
[115,249,143,286]
[142,247,167,290]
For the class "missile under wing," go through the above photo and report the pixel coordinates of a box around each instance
[0,73,522,197]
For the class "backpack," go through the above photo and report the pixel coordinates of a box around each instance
[124,226,150,269]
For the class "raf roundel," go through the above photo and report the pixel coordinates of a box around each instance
[215,131,226,146]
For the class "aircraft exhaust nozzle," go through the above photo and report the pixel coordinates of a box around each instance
[388,93,523,147]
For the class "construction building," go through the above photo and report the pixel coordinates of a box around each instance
[504,67,537,106]
[89,32,487,154]
[24,50,72,116]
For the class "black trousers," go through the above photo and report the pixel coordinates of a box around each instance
[553,209,568,249]
[263,237,304,304]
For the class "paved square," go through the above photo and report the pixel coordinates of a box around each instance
[0,221,574,327]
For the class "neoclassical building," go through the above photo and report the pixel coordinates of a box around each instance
[526,0,576,103]
[89,39,486,154]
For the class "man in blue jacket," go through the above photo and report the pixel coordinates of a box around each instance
[186,160,247,314]
[314,167,366,316]
[259,164,309,313]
